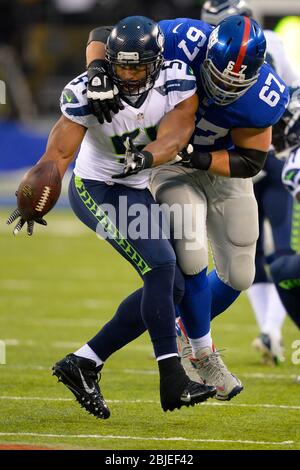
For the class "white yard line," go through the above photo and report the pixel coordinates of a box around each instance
[0,432,294,446]
[0,396,299,410]
[1,340,152,350]
[0,280,32,290]
[123,369,299,379]
[0,220,89,236]
[2,362,298,380]
[51,342,83,349]
[242,372,299,380]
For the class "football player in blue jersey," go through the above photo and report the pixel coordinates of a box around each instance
[201,0,300,366]
[85,13,288,398]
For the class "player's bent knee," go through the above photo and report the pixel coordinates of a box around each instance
[224,197,259,247]
[175,242,208,275]
[270,254,300,284]
[228,254,255,291]
[270,256,286,283]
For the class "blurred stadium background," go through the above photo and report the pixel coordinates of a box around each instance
[0,0,300,451]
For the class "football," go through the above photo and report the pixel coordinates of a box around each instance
[17,160,62,220]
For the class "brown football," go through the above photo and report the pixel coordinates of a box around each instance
[17,160,62,220]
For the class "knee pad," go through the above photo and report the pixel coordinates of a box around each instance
[224,197,259,247]
[174,240,208,276]
[227,254,256,291]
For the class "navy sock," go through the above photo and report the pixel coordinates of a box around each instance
[208,270,240,320]
[177,269,211,339]
[270,255,300,329]
[142,264,177,357]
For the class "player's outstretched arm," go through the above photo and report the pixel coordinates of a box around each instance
[39,115,86,178]
[7,116,86,235]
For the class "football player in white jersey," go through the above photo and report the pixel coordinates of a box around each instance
[8,16,217,419]
[201,0,300,365]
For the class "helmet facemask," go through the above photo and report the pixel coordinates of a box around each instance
[107,52,163,96]
[201,56,260,105]
[200,16,266,106]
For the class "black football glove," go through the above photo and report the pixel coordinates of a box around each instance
[112,138,153,179]
[87,59,124,124]
[176,144,212,171]
[6,193,47,236]
[175,144,194,165]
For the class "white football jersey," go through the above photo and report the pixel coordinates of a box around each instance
[264,30,299,86]
[282,145,300,200]
[60,61,196,189]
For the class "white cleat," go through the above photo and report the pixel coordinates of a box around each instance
[192,346,243,401]
[252,333,285,366]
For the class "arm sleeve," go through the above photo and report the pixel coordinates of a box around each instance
[228,147,268,178]
[87,26,113,45]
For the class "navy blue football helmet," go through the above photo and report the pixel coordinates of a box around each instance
[106,16,164,96]
[273,86,300,158]
[201,15,266,105]
[201,0,252,26]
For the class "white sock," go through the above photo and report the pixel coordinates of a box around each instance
[156,353,178,361]
[189,330,212,356]
[262,284,286,338]
[247,283,269,331]
[74,344,103,367]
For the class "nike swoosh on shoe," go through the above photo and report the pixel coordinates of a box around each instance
[180,392,191,403]
[79,369,97,394]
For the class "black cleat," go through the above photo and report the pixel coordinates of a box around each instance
[52,353,110,419]
[159,357,216,412]
[161,378,216,411]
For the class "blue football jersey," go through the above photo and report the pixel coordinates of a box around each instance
[159,18,290,152]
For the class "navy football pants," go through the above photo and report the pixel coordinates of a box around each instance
[254,154,295,283]
[68,174,185,358]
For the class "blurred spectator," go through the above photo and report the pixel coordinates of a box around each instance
[0,1,15,46]
[54,0,97,14]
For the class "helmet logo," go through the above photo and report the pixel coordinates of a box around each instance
[208,26,219,50]
[224,60,247,79]
[117,51,139,63]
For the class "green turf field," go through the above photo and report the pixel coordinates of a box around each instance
[0,209,299,450]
